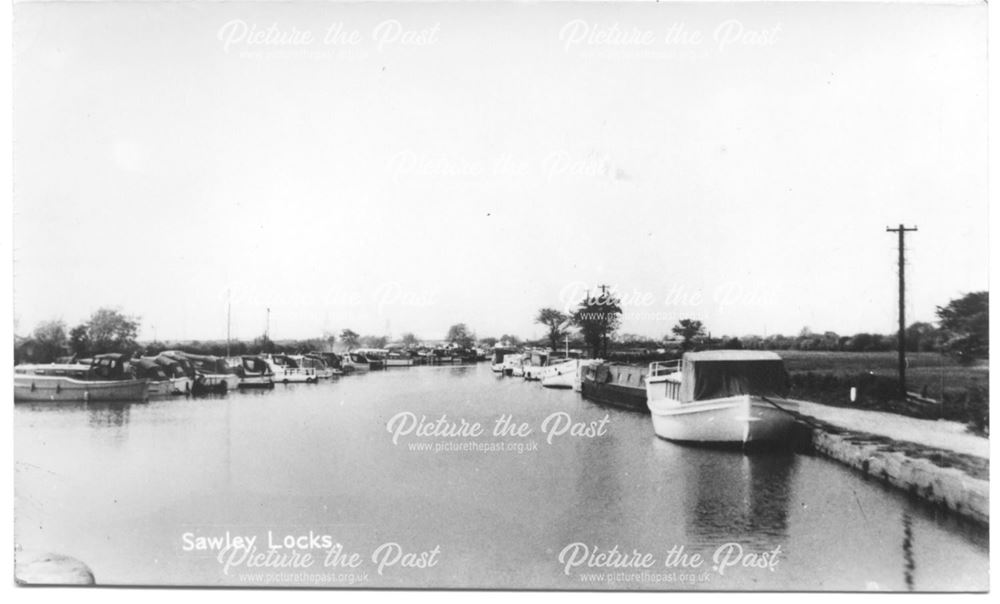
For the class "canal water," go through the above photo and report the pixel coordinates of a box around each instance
[14,363,988,590]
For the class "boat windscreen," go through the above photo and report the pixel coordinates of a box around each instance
[135,360,168,379]
[242,357,268,372]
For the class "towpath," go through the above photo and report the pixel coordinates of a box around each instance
[793,400,989,459]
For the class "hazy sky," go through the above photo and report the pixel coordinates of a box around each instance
[13,1,987,343]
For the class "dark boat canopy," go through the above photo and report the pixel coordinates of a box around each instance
[134,358,168,379]
[162,351,230,374]
[89,354,129,379]
[240,355,271,373]
[680,350,790,402]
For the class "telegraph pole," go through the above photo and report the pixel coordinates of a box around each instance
[597,284,611,357]
[886,224,917,399]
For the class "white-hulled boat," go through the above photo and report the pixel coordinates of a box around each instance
[341,351,371,372]
[502,353,526,377]
[148,355,194,395]
[313,352,346,375]
[540,359,600,389]
[490,347,517,373]
[14,360,149,403]
[522,350,553,380]
[645,350,799,446]
[266,354,318,383]
[291,354,333,379]
[133,358,187,396]
[355,349,386,370]
[305,353,342,377]
[234,355,274,388]
[164,351,240,394]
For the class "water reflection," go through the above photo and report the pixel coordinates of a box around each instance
[680,448,793,547]
[15,399,134,428]
[573,431,624,519]
[14,400,134,445]
[902,512,915,591]
[11,364,989,589]
[86,402,131,429]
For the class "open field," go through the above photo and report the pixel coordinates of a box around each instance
[777,350,987,373]
[777,350,987,399]
[775,350,988,433]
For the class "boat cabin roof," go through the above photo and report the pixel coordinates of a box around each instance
[683,350,783,363]
[15,363,91,375]
[178,352,221,362]
[135,358,161,370]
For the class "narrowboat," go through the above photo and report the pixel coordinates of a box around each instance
[580,362,649,412]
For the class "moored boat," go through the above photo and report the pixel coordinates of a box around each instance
[133,358,183,397]
[148,355,194,395]
[292,354,333,379]
[234,355,274,388]
[540,359,600,389]
[355,349,386,370]
[522,350,553,380]
[163,351,240,394]
[341,351,371,372]
[500,353,526,377]
[428,348,453,364]
[645,350,799,446]
[385,350,415,367]
[14,358,149,403]
[314,352,348,375]
[450,348,479,364]
[305,353,342,377]
[265,354,318,383]
[490,347,517,373]
[580,362,648,412]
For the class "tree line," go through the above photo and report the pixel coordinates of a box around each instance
[13,292,987,365]
[13,309,492,364]
[527,290,988,364]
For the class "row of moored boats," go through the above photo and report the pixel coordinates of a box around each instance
[491,348,801,448]
[13,347,485,403]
